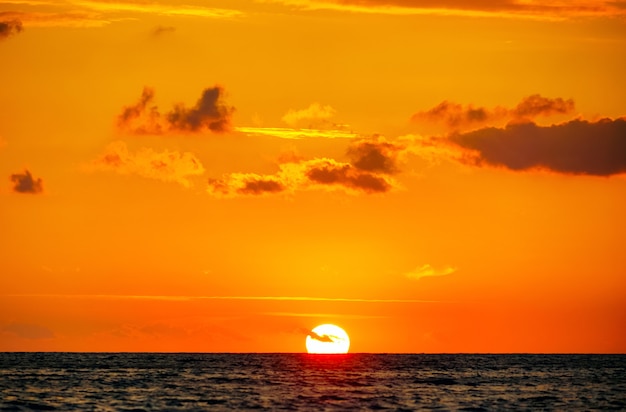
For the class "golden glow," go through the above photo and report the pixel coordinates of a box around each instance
[0,0,624,354]
[306,324,350,354]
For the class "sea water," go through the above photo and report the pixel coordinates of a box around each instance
[1,353,625,410]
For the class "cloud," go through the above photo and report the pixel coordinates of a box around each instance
[347,138,405,174]
[152,25,175,36]
[71,0,243,19]
[3,323,54,339]
[10,170,43,194]
[209,173,286,196]
[207,137,407,197]
[90,140,205,186]
[406,264,457,280]
[307,329,335,342]
[262,0,626,19]
[0,1,243,28]
[237,126,357,139]
[282,102,336,127]
[305,158,393,193]
[0,19,23,39]
[118,86,235,135]
[0,10,112,28]
[208,157,396,197]
[448,117,626,176]
[412,94,575,132]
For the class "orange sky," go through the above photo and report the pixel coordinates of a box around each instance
[1,0,625,353]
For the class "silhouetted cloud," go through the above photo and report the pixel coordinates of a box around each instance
[90,141,205,186]
[3,323,54,339]
[348,138,404,174]
[305,159,392,193]
[10,170,43,194]
[412,94,575,132]
[0,19,23,40]
[168,87,234,133]
[406,264,456,280]
[449,118,626,176]
[152,25,175,36]
[308,330,335,342]
[118,86,235,135]
[209,174,286,196]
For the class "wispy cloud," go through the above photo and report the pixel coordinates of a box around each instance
[118,86,235,135]
[0,0,242,28]
[263,312,389,319]
[260,0,626,20]
[89,140,205,187]
[406,264,457,280]
[5,294,441,303]
[412,94,576,132]
[237,126,358,140]
[2,323,54,339]
[282,102,336,127]
[10,169,43,194]
[71,0,243,18]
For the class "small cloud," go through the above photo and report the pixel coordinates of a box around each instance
[3,323,54,339]
[10,169,43,194]
[209,173,286,196]
[118,86,235,135]
[282,102,336,127]
[347,137,405,174]
[308,330,335,342]
[406,264,457,281]
[152,25,176,36]
[0,19,23,40]
[89,141,205,187]
[305,158,392,193]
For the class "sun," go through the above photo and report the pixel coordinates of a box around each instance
[306,324,350,354]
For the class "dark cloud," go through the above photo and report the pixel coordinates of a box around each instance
[118,86,234,135]
[10,170,43,194]
[167,87,234,132]
[3,323,54,339]
[306,160,392,193]
[308,330,335,343]
[449,118,626,176]
[348,139,403,174]
[0,19,23,40]
[152,25,176,36]
[237,178,285,195]
[412,95,575,132]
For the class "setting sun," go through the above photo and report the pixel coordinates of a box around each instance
[306,324,350,354]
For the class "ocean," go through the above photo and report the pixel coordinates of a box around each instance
[1,353,625,410]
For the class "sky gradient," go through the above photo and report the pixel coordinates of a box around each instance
[1,0,625,353]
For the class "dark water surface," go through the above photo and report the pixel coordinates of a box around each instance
[1,353,625,410]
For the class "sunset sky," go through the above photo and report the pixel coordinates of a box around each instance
[1,0,625,353]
